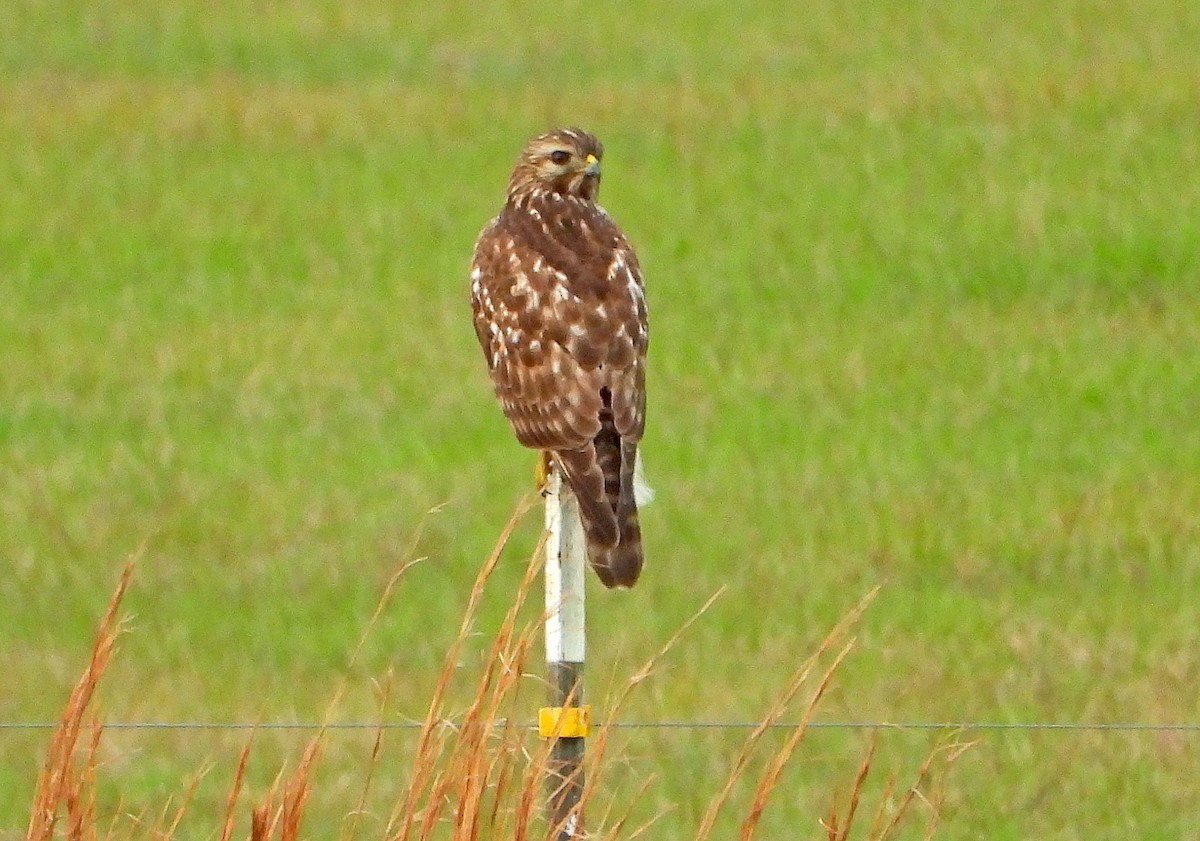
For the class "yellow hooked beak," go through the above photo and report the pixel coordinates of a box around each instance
[584,153,601,177]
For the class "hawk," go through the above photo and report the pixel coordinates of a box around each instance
[470,128,649,589]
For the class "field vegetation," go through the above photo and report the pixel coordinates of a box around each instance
[4,1,1199,838]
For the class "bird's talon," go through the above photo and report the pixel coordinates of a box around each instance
[535,450,552,492]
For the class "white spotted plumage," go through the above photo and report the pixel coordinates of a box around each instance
[469,128,650,589]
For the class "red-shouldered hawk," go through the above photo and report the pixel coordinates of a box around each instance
[470,128,649,589]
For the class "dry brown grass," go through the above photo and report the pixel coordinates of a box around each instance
[26,557,134,841]
[25,501,962,841]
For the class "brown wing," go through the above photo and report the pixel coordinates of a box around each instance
[599,229,649,441]
[470,199,648,452]
[470,217,597,450]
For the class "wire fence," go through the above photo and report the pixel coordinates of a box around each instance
[3,720,1199,732]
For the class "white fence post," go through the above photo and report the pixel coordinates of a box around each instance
[541,463,588,840]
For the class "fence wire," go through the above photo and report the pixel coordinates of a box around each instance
[3,721,1199,732]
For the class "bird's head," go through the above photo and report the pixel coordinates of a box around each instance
[506,127,604,204]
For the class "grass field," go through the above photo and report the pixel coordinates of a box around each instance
[4,1,1200,838]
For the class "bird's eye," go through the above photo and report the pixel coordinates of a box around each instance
[549,149,571,165]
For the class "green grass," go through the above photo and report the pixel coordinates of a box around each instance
[3,0,1200,838]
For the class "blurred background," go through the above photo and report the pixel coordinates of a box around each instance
[3,1,1199,838]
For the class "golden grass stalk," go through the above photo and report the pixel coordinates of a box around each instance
[385,494,537,841]
[219,737,255,841]
[736,640,855,841]
[692,588,877,841]
[26,558,135,841]
[824,735,877,841]
[26,499,954,841]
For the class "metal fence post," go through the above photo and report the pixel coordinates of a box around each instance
[541,464,589,840]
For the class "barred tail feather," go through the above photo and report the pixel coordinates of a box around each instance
[553,447,619,573]
[607,438,644,588]
[553,430,643,589]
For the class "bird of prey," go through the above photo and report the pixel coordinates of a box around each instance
[470,128,649,588]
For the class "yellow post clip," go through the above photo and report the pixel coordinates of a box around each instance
[538,705,591,738]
